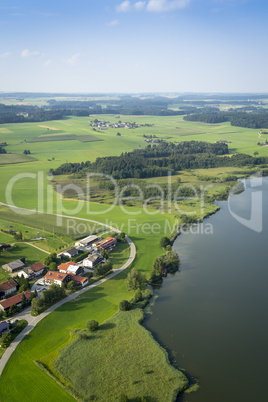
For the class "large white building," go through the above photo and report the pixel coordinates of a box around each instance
[75,235,99,248]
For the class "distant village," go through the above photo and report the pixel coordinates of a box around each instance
[90,119,154,130]
[0,234,118,336]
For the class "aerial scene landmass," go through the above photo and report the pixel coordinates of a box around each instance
[0,1,268,401]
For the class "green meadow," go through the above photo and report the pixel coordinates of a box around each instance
[0,113,268,401]
[50,309,188,401]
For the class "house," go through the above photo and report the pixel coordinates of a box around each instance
[58,261,74,273]
[70,275,89,287]
[17,267,35,280]
[0,279,18,299]
[2,259,26,273]
[30,262,47,276]
[0,320,10,336]
[0,290,32,312]
[99,237,117,250]
[58,262,84,276]
[44,271,71,287]
[75,235,99,248]
[83,253,103,269]
[62,247,79,258]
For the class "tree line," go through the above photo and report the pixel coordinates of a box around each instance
[184,109,268,129]
[50,140,267,180]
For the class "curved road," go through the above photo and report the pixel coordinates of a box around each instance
[0,202,136,376]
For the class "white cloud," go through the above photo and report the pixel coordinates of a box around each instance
[116,1,146,12]
[63,53,80,66]
[134,1,146,11]
[116,1,131,12]
[21,49,40,58]
[43,59,52,67]
[147,0,191,12]
[107,19,119,26]
[0,52,10,59]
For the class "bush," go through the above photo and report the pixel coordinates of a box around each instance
[1,332,13,347]
[126,268,147,291]
[160,236,171,249]
[119,300,131,311]
[94,261,113,277]
[132,288,142,303]
[87,320,99,332]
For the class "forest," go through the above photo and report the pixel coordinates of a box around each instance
[184,108,268,129]
[50,141,267,180]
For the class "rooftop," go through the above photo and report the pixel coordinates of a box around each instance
[0,279,18,292]
[0,290,32,310]
[31,262,47,272]
[44,271,69,282]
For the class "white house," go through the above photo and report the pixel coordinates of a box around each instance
[62,247,79,259]
[83,253,103,269]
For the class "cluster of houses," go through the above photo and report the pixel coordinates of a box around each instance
[0,235,117,315]
[91,120,152,130]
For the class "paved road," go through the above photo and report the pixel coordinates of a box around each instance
[0,202,136,376]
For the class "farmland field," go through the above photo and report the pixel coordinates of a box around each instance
[1,111,268,401]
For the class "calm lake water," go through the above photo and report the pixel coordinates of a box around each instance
[144,177,268,402]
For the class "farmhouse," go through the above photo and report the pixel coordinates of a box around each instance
[0,320,10,336]
[30,262,47,276]
[44,271,71,287]
[2,259,26,273]
[83,253,103,269]
[62,247,79,258]
[0,279,18,299]
[17,267,35,280]
[75,235,99,248]
[0,290,32,312]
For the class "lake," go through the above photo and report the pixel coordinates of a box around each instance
[144,177,268,402]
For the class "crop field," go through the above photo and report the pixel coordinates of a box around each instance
[0,153,36,165]
[28,133,102,143]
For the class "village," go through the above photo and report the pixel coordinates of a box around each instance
[0,234,120,340]
[90,119,154,130]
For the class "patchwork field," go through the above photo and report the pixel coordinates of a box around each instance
[0,112,268,401]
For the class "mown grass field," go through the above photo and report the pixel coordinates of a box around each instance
[109,241,130,270]
[50,309,188,401]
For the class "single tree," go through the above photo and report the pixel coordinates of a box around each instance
[87,320,99,332]
[119,300,131,311]
[126,268,146,291]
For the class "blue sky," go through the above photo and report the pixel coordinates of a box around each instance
[0,0,267,93]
